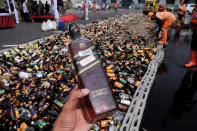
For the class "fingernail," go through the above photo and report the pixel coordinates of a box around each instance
[81,88,89,95]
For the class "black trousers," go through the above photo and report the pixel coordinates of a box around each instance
[191,30,197,50]
[178,14,185,21]
[23,13,29,22]
[115,8,118,13]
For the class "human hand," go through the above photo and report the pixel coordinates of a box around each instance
[53,88,94,131]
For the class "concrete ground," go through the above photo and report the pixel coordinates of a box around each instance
[0,9,131,50]
[1,8,197,131]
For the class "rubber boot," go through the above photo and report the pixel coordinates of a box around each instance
[157,31,167,44]
[185,51,197,67]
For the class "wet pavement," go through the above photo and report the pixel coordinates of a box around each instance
[141,29,197,131]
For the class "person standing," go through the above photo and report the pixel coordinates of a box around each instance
[114,1,118,13]
[63,0,67,14]
[38,0,42,15]
[45,1,50,15]
[40,1,45,15]
[83,1,87,12]
[102,2,105,13]
[27,0,32,17]
[82,1,86,19]
[93,1,97,13]
[15,0,21,22]
[184,5,197,67]
[178,0,186,26]
[0,0,7,13]
[129,0,134,12]
[32,1,38,16]
[22,0,29,22]
[58,0,64,17]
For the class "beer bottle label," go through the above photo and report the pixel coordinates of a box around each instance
[36,120,46,128]
[119,78,127,84]
[73,47,100,75]
[54,99,63,108]
[114,81,123,88]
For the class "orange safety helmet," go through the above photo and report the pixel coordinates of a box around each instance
[148,12,154,20]
[158,4,167,12]
[159,4,165,8]
[180,0,185,4]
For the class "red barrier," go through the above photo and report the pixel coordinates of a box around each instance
[0,15,16,28]
[30,15,55,22]
[31,14,77,22]
[59,14,77,22]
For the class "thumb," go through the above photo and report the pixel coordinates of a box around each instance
[63,88,89,111]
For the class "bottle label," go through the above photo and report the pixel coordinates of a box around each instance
[93,124,100,130]
[78,49,93,57]
[73,47,100,75]
[36,120,46,128]
[90,88,109,98]
[119,78,127,84]
[39,103,50,112]
[79,55,96,66]
[0,89,5,95]
[127,77,135,85]
[120,100,131,106]
[20,122,28,130]
[54,100,63,108]
[114,81,123,88]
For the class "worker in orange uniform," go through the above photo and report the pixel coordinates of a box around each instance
[93,1,97,13]
[153,4,167,38]
[148,11,176,44]
[178,0,186,26]
[102,3,106,13]
[82,1,87,19]
[158,4,167,12]
[83,1,87,12]
[114,1,118,13]
[185,4,197,67]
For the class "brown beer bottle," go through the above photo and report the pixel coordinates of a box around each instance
[68,23,117,122]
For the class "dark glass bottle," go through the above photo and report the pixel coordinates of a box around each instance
[68,23,117,122]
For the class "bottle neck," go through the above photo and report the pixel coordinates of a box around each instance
[72,33,82,40]
[70,31,82,40]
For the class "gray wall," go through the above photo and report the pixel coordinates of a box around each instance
[160,0,166,4]
[175,0,180,4]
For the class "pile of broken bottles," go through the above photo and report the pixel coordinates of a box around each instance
[0,13,157,131]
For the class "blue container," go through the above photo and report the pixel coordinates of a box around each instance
[58,21,65,30]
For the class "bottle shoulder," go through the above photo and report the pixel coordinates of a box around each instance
[69,37,93,49]
[70,37,91,43]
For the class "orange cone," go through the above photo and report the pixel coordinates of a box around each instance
[185,51,197,67]
[157,31,167,44]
